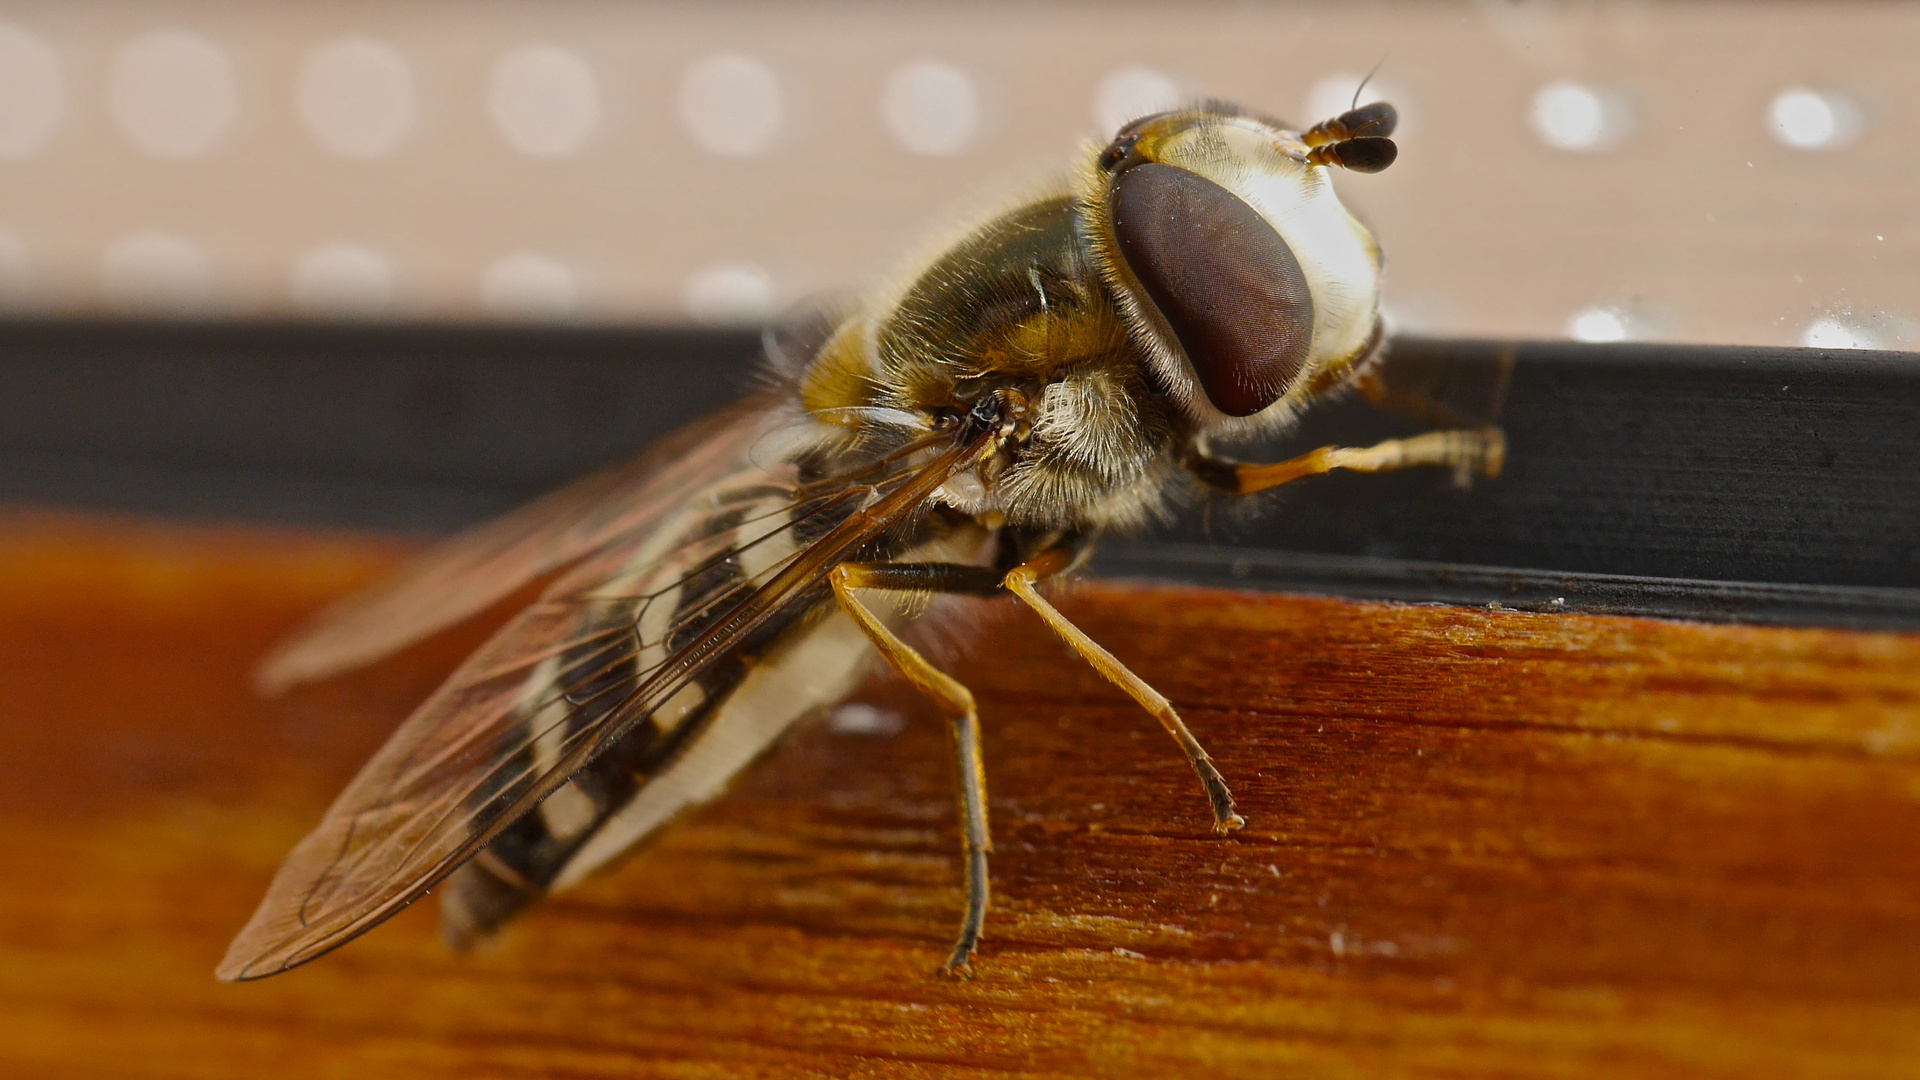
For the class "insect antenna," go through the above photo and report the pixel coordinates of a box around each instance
[1303,57,1397,151]
[1306,135,1397,173]
[1302,60,1398,173]
[1351,54,1388,113]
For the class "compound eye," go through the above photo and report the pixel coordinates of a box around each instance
[1109,163,1314,417]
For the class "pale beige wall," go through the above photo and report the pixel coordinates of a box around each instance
[0,1,1912,348]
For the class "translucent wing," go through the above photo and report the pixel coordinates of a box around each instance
[255,396,776,695]
[218,419,986,981]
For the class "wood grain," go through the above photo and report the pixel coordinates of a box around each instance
[1,509,1916,1078]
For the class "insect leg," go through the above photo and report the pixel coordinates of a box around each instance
[1002,548,1246,835]
[829,561,999,973]
[1186,426,1506,496]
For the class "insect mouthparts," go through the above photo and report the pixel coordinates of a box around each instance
[963,387,1030,438]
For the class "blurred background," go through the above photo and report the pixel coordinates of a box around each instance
[0,0,1912,348]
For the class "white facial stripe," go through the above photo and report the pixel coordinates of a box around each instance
[1246,171,1379,367]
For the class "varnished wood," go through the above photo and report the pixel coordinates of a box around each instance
[2,508,1917,1077]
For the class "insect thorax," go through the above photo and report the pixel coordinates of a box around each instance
[802,193,1184,534]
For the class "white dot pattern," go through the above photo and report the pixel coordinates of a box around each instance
[881,60,980,156]
[488,45,602,159]
[1802,317,1876,350]
[101,230,213,313]
[0,7,1895,346]
[1568,306,1630,343]
[683,261,774,324]
[292,242,397,315]
[679,53,783,158]
[1530,81,1629,152]
[1770,88,1857,150]
[298,38,418,159]
[109,30,238,159]
[482,252,579,320]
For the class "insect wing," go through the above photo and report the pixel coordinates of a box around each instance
[218,421,986,981]
[255,396,778,695]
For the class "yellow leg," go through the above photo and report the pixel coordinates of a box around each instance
[1003,548,1246,835]
[830,563,991,973]
[1189,426,1506,496]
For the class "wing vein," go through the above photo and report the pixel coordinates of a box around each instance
[219,414,988,981]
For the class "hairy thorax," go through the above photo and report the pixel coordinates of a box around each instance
[801,193,1186,533]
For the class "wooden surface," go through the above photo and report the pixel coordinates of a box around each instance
[3,509,1918,1078]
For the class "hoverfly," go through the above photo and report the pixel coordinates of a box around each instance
[218,99,1502,981]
